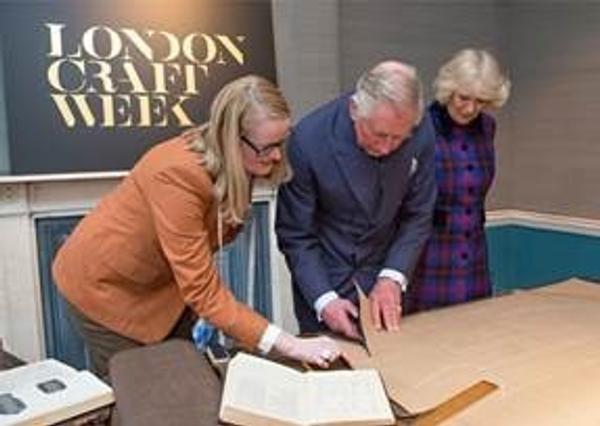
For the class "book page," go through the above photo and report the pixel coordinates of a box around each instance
[305,369,394,425]
[0,359,113,426]
[220,353,304,425]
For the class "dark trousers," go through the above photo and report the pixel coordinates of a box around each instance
[65,301,197,381]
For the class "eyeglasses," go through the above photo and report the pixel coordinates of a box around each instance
[240,134,286,158]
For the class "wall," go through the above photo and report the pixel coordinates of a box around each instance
[271,0,341,119]
[504,1,600,219]
[487,224,600,292]
[0,38,9,174]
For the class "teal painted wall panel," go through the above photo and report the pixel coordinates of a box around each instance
[487,225,600,292]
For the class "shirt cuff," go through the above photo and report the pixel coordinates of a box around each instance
[257,324,282,354]
[379,268,408,292]
[314,291,339,321]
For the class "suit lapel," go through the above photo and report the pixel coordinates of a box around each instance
[375,146,411,222]
[331,101,379,219]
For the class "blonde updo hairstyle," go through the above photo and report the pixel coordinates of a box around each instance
[433,49,511,108]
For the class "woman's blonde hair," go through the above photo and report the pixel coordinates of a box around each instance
[185,75,291,225]
[433,49,511,108]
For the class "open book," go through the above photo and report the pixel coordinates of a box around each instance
[0,359,114,426]
[219,352,395,426]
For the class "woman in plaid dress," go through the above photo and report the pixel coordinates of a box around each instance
[406,49,511,313]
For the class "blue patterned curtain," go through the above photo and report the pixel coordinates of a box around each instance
[35,215,88,369]
[219,201,272,320]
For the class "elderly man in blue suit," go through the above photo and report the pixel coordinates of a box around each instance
[276,60,436,339]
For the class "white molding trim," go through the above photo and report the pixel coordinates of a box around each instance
[0,170,128,184]
[487,209,600,237]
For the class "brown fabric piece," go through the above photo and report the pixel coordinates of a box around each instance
[109,339,223,426]
[66,301,197,381]
[341,278,600,425]
[52,137,268,348]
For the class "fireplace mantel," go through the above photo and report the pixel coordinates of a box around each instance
[0,177,123,362]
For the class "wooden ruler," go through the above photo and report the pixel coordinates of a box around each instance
[408,380,499,426]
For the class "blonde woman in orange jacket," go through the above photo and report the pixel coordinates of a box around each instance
[53,75,340,378]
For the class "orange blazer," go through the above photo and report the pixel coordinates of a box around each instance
[52,136,268,348]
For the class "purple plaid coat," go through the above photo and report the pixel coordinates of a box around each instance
[406,101,496,313]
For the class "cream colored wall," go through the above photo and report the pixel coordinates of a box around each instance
[0,187,43,361]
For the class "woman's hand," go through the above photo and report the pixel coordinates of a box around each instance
[272,332,341,368]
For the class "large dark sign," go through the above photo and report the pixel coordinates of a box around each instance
[0,0,276,175]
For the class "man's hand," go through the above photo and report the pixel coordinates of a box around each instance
[321,298,361,340]
[369,277,402,331]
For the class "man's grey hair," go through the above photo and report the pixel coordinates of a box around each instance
[352,61,424,124]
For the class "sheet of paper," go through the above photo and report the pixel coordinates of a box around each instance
[305,369,394,425]
[346,278,600,425]
[220,354,303,425]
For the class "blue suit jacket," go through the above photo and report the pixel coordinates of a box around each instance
[276,94,436,331]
